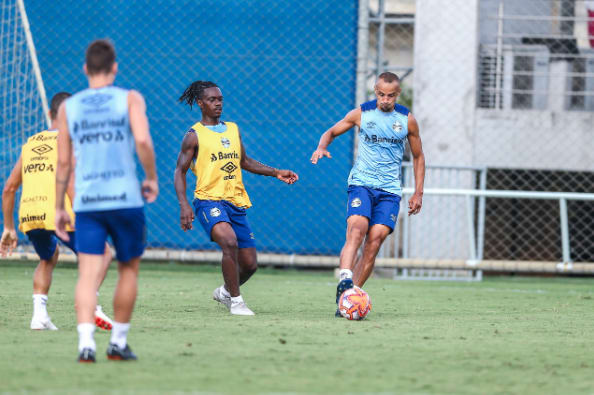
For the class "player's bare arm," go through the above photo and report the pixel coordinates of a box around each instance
[1,155,22,256]
[66,155,76,203]
[406,112,425,216]
[55,102,73,241]
[239,131,298,184]
[129,90,158,203]
[310,107,361,164]
[174,131,198,231]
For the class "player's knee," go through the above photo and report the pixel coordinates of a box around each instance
[346,227,366,245]
[219,238,239,254]
[39,259,55,269]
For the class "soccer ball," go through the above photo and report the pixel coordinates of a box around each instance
[338,286,372,320]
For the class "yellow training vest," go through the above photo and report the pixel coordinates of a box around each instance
[191,122,252,208]
[18,130,75,232]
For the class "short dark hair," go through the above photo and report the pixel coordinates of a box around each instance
[85,39,116,75]
[49,92,71,120]
[179,80,219,108]
[377,72,400,84]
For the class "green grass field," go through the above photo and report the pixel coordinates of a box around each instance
[1,261,594,394]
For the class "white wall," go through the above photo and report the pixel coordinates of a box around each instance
[474,110,594,171]
[413,0,479,166]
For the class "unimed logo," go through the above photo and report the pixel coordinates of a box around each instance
[21,213,46,223]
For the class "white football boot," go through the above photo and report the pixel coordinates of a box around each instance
[30,316,58,330]
[212,286,232,309]
[230,300,255,316]
[94,305,113,330]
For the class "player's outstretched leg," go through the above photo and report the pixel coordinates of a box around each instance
[335,216,368,316]
[352,224,391,287]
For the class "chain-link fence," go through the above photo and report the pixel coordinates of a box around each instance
[1,0,358,255]
[0,0,48,190]
[2,0,593,265]
[374,0,593,264]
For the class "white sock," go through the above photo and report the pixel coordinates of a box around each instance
[220,285,230,298]
[32,294,48,319]
[339,269,353,281]
[77,323,96,352]
[110,321,130,349]
[230,295,244,304]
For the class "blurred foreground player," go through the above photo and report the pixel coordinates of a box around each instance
[55,39,158,362]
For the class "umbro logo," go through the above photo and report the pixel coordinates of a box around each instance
[220,162,237,174]
[81,93,112,107]
[31,144,52,155]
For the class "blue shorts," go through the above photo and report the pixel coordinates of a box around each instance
[346,185,401,233]
[26,229,76,260]
[75,207,146,262]
[193,199,256,249]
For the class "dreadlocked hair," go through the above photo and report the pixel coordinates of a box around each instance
[179,80,218,108]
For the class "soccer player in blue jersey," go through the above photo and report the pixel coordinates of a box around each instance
[55,39,158,362]
[310,72,425,315]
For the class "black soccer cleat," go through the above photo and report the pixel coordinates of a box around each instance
[335,308,342,318]
[78,348,96,363]
[106,343,137,361]
[335,278,354,304]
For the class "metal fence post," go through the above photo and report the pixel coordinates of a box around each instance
[559,198,571,263]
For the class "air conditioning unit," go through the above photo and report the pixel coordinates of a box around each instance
[502,45,550,110]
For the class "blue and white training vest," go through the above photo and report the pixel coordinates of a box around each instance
[65,86,143,212]
[347,100,409,196]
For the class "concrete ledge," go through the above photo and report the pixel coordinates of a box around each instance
[3,249,593,274]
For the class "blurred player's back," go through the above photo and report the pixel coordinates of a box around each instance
[65,86,143,212]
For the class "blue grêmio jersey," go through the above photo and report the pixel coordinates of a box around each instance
[65,86,143,212]
[347,100,410,196]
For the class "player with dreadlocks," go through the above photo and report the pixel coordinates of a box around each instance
[174,80,298,315]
